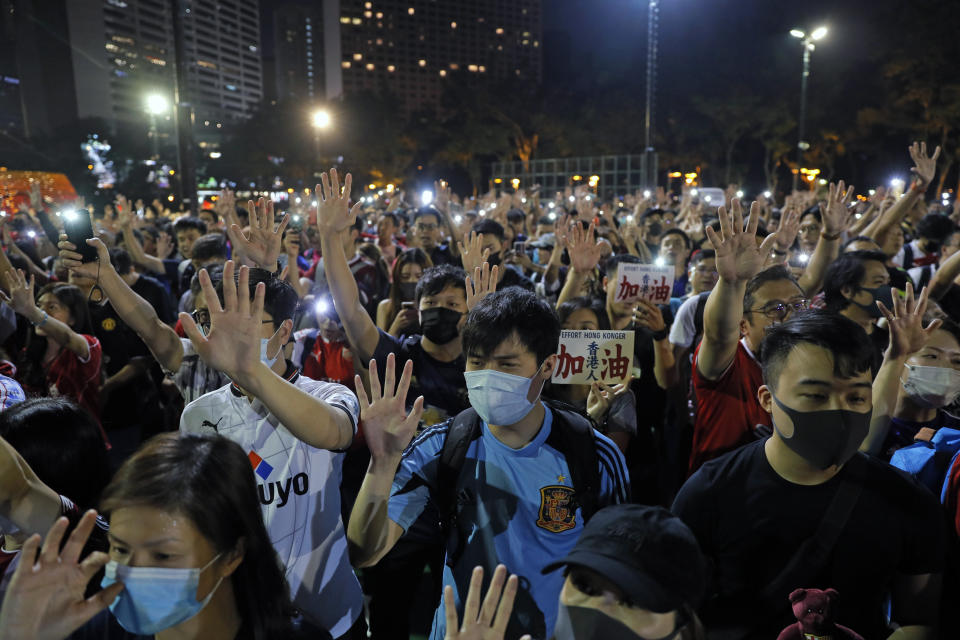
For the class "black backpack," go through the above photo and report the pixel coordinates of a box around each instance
[435,402,604,565]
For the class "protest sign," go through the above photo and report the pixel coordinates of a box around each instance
[614,263,674,304]
[552,330,635,385]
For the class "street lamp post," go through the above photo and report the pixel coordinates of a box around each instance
[311,109,331,163]
[643,0,660,190]
[790,26,828,192]
[145,93,168,161]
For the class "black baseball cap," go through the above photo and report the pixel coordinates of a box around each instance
[542,504,705,613]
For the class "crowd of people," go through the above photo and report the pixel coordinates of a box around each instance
[0,140,957,639]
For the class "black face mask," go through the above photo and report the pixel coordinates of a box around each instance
[398,282,418,301]
[419,307,462,344]
[647,223,663,237]
[771,393,871,470]
[486,251,502,267]
[553,604,682,640]
[851,286,895,319]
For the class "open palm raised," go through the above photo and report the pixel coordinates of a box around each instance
[705,200,777,283]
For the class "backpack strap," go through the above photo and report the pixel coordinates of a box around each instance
[437,408,481,564]
[547,403,605,520]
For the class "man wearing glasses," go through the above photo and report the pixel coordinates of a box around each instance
[689,201,810,474]
[411,206,457,266]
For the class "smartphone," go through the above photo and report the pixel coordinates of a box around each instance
[513,241,526,254]
[401,301,415,310]
[62,210,98,262]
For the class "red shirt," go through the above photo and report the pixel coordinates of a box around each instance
[302,338,356,389]
[689,339,769,473]
[39,335,102,419]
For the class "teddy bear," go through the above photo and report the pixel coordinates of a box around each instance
[776,588,864,640]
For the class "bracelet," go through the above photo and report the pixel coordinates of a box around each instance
[820,230,842,241]
[32,310,48,327]
[651,326,669,341]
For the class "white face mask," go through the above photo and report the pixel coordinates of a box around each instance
[464,365,545,426]
[260,337,280,368]
[902,364,960,408]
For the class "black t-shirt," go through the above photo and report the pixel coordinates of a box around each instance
[429,245,457,267]
[938,283,960,323]
[499,266,535,292]
[372,329,469,426]
[672,440,944,640]
[132,273,176,325]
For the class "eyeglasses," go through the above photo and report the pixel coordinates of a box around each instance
[799,224,821,234]
[692,266,718,276]
[749,299,809,321]
[415,223,439,232]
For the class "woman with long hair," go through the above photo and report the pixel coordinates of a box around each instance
[2,272,102,420]
[376,248,432,337]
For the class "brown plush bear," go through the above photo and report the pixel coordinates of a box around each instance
[776,588,864,640]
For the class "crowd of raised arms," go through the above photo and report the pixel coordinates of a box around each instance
[0,141,958,640]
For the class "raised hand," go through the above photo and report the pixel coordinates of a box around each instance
[465,262,499,311]
[58,234,110,280]
[705,200,777,284]
[353,354,424,461]
[773,202,801,254]
[316,169,363,236]
[0,269,36,317]
[179,261,270,383]
[566,222,605,274]
[908,141,941,189]
[631,298,666,333]
[0,511,123,640]
[434,180,452,214]
[156,230,175,259]
[822,180,855,237]
[115,194,130,217]
[458,231,490,276]
[877,281,941,360]
[444,565,526,640]
[226,198,289,270]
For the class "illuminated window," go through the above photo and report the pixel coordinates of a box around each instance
[364,10,372,18]
[467,64,478,72]
[105,43,119,52]
[533,41,540,47]
[418,59,426,66]
[353,53,363,60]
[387,64,396,72]
[449,63,459,69]
[364,1,371,7]
[450,21,457,28]
[376,11,383,18]
[340,16,350,24]
[351,17,361,24]
[366,63,375,70]
[197,60,218,70]
[376,38,383,45]
[439,69,446,77]
[342,61,351,68]
[495,27,504,34]
[408,7,414,14]
[478,65,486,72]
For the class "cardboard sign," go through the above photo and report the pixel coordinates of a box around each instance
[614,263,674,304]
[552,330,635,385]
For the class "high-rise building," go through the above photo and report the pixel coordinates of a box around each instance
[12,0,264,144]
[272,2,326,102]
[319,0,542,112]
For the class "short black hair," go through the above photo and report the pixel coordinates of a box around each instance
[471,218,505,241]
[415,263,467,304]
[935,316,960,348]
[743,265,801,314]
[462,288,561,364]
[506,208,526,224]
[800,206,822,224]
[916,213,956,242]
[213,267,298,325]
[413,206,442,225]
[842,235,881,251]
[761,310,873,391]
[660,228,691,250]
[173,216,208,234]
[0,397,110,509]
[191,233,228,263]
[822,250,888,312]
[556,296,610,330]
[380,211,399,226]
[641,208,665,222]
[537,216,554,226]
[109,247,133,274]
[604,253,643,274]
[690,248,716,266]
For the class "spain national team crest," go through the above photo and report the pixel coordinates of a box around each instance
[536,485,578,532]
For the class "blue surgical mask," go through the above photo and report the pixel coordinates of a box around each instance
[101,553,223,635]
[260,337,280,367]
[464,365,544,425]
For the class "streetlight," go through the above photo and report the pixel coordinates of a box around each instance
[144,93,169,161]
[643,0,660,190]
[311,109,332,163]
[790,25,828,191]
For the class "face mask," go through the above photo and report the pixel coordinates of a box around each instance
[398,281,418,301]
[260,337,280,368]
[553,604,680,640]
[101,554,223,635]
[464,365,544,425]
[647,223,663,237]
[771,393,871,470]
[852,286,895,319]
[486,251,502,267]
[902,364,960,408]
[420,307,462,344]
